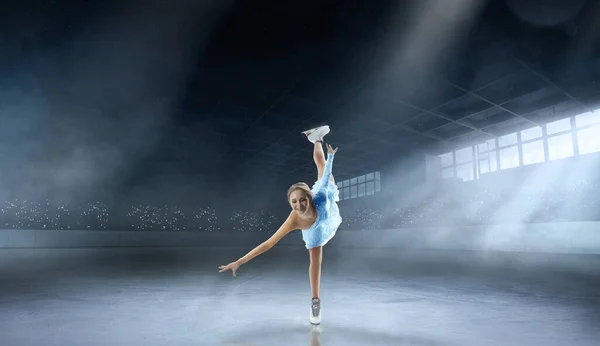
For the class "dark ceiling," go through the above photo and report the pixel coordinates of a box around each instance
[171,0,600,181]
[2,0,599,185]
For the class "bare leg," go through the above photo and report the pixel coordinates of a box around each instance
[313,141,326,168]
[308,246,323,298]
[313,141,335,183]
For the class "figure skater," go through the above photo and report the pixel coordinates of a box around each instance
[218,125,342,325]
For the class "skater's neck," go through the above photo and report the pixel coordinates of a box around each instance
[297,205,317,223]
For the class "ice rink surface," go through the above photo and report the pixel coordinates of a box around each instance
[1,246,599,346]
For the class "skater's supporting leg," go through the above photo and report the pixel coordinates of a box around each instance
[309,246,323,298]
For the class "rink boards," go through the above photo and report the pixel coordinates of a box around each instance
[1,222,599,254]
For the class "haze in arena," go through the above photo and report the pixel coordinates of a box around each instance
[1,0,599,345]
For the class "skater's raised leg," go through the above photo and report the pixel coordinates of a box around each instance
[303,125,334,183]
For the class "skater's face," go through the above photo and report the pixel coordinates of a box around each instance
[289,190,310,214]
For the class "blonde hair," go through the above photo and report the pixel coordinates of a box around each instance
[287,182,313,203]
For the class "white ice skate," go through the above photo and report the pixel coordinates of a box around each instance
[302,125,330,144]
[309,298,321,325]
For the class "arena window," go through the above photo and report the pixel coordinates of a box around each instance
[437,108,600,181]
[522,139,545,166]
[547,132,574,161]
[577,126,600,155]
[338,171,380,201]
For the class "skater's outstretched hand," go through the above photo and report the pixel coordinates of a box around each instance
[326,143,338,155]
[218,261,240,277]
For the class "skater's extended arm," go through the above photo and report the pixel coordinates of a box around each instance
[235,211,297,266]
[320,152,335,186]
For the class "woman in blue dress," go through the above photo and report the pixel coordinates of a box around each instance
[219,125,342,325]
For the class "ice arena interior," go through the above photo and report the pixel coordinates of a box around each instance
[1,0,600,345]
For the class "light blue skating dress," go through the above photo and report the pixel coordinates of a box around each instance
[301,153,343,249]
